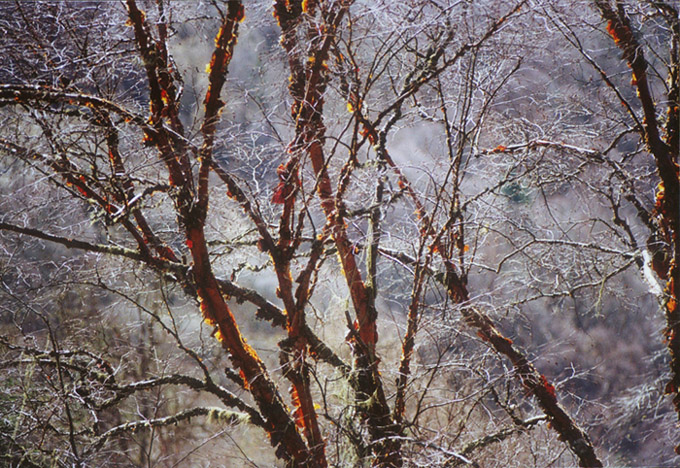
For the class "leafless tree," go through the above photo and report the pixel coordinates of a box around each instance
[0,0,676,467]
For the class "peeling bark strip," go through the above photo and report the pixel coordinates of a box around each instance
[125,1,315,465]
[594,0,680,443]
[272,1,402,465]
[185,225,309,464]
[264,6,339,462]
[125,0,190,185]
[198,0,244,214]
[273,0,378,349]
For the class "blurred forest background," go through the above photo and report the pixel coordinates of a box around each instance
[0,0,678,467]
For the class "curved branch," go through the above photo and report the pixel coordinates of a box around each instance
[464,308,602,467]
[87,406,252,456]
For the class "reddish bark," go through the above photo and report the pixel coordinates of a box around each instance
[352,83,602,468]
[186,226,311,464]
[126,2,320,464]
[272,2,402,465]
[595,1,680,444]
[465,309,603,467]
